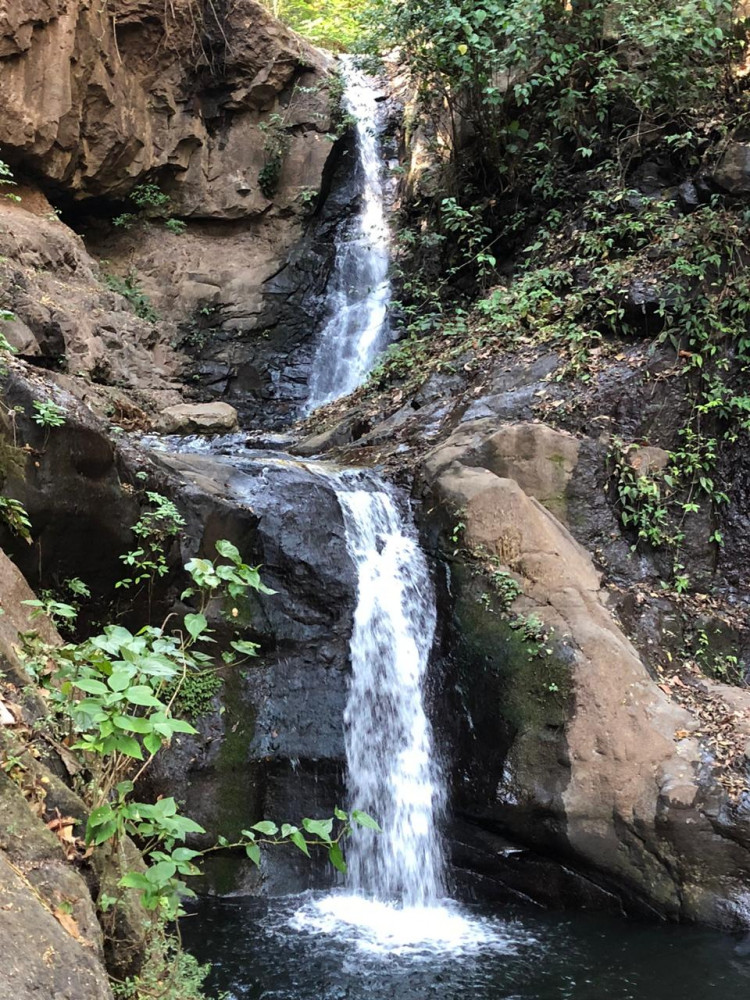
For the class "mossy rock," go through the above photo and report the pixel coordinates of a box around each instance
[453,561,573,734]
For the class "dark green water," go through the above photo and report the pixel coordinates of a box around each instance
[181,893,750,1000]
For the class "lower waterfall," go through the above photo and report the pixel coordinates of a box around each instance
[337,479,444,905]
[153,443,750,995]
[291,471,503,952]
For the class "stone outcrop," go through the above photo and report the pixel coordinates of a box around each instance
[422,419,750,927]
[142,447,355,894]
[1,370,356,896]
[0,192,184,411]
[0,0,354,428]
[713,141,750,194]
[0,0,332,216]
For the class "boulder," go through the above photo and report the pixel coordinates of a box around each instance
[140,449,356,895]
[423,420,750,928]
[156,402,239,435]
[0,852,113,1000]
[713,142,750,194]
[0,194,184,411]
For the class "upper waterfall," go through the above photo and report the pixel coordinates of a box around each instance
[305,58,392,412]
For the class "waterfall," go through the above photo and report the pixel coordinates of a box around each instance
[290,471,509,953]
[305,58,391,412]
[336,481,445,906]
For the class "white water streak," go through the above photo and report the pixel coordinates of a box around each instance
[305,59,391,411]
[336,482,445,906]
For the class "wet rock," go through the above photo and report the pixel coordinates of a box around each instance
[622,278,668,333]
[677,179,701,212]
[157,401,239,435]
[140,449,356,894]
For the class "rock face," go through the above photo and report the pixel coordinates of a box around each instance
[713,142,750,194]
[0,0,355,428]
[0,0,332,216]
[0,193,184,411]
[132,448,357,894]
[0,367,356,900]
[0,551,115,1000]
[422,419,750,927]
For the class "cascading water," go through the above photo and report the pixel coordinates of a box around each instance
[305,58,392,412]
[337,482,444,906]
[291,472,507,954]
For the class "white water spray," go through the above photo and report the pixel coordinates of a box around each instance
[305,58,391,411]
[337,484,444,905]
[292,473,511,954]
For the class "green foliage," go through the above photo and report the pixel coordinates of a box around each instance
[259,112,292,198]
[31,399,66,429]
[113,936,218,1000]
[130,183,171,212]
[689,627,746,684]
[0,495,31,543]
[116,492,186,594]
[104,270,159,323]
[20,535,374,924]
[0,158,14,186]
[165,669,222,720]
[327,68,356,139]
[609,439,673,549]
[0,308,17,359]
[112,213,137,229]
[260,0,367,50]
[112,182,185,235]
[488,568,522,613]
[24,595,78,625]
[0,156,21,203]
[362,0,737,186]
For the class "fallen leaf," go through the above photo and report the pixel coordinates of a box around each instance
[53,908,80,940]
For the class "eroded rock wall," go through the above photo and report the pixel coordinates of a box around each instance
[0,0,332,216]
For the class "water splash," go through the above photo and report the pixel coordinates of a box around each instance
[305,58,391,412]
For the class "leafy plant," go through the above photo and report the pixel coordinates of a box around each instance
[116,492,186,602]
[164,218,187,235]
[112,213,137,229]
[259,112,293,198]
[112,938,217,1000]
[32,399,66,429]
[0,157,21,202]
[259,0,366,50]
[488,569,522,613]
[362,0,736,190]
[164,669,222,720]
[0,495,31,543]
[0,309,18,366]
[104,270,159,323]
[21,536,379,925]
[130,183,171,213]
